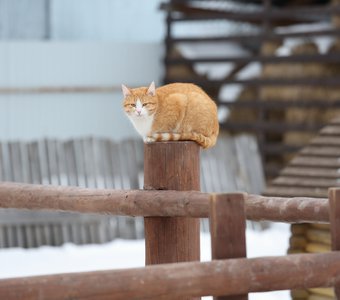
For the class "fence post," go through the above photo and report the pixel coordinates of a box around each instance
[329,188,340,299]
[210,193,247,300]
[144,141,200,298]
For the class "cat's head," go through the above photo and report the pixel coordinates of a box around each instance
[122,82,158,118]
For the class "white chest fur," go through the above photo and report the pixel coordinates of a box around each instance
[128,114,154,138]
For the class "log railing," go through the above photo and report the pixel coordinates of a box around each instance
[0,141,340,300]
[0,181,329,223]
[0,252,339,300]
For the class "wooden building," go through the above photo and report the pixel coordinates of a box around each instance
[264,118,340,300]
[162,0,340,179]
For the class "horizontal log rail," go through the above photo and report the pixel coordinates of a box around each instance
[1,252,339,300]
[0,182,329,223]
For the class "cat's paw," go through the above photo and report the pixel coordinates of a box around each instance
[144,136,156,143]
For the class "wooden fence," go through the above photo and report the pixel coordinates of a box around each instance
[0,141,339,299]
[0,134,265,248]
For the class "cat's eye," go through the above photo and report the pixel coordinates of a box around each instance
[142,103,150,107]
[130,104,136,107]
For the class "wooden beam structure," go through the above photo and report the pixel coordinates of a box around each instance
[0,252,339,300]
[0,182,330,223]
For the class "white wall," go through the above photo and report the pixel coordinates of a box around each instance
[50,0,166,42]
[0,42,164,141]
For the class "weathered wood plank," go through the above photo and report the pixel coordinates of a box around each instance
[52,224,62,246]
[107,141,122,189]
[64,140,78,186]
[210,194,247,260]
[0,135,265,246]
[330,117,340,125]
[280,167,340,179]
[320,125,340,136]
[0,227,5,248]
[82,138,97,188]
[1,143,13,181]
[9,142,23,182]
[0,0,48,39]
[0,143,4,181]
[121,140,140,189]
[300,146,340,157]
[264,186,328,198]
[210,193,247,300]
[20,141,30,183]
[54,140,65,186]
[1,252,340,300]
[38,140,50,185]
[46,139,61,185]
[43,139,52,185]
[24,225,35,248]
[271,177,340,188]
[100,139,115,189]
[291,156,340,168]
[28,141,43,184]
[311,136,340,146]
[234,135,265,194]
[329,188,340,298]
[15,224,24,248]
[201,135,240,193]
[73,139,86,188]
[306,229,331,245]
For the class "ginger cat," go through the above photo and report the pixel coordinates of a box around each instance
[122,82,219,149]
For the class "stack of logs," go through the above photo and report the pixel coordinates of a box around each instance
[264,118,340,300]
[228,0,340,177]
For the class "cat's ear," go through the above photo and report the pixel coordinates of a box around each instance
[121,84,131,98]
[147,81,156,96]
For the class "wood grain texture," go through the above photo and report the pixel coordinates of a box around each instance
[210,193,247,300]
[1,252,340,300]
[329,188,340,298]
[144,141,200,300]
[0,182,332,223]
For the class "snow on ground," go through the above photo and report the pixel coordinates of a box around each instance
[0,223,290,299]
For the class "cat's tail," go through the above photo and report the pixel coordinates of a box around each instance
[150,132,217,149]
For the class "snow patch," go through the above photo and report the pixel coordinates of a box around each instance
[0,223,290,299]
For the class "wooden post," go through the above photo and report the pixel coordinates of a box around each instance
[144,141,200,298]
[210,193,247,300]
[329,188,340,299]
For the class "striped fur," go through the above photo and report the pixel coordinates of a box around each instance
[151,132,216,149]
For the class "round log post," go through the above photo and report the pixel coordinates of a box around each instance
[144,141,200,271]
